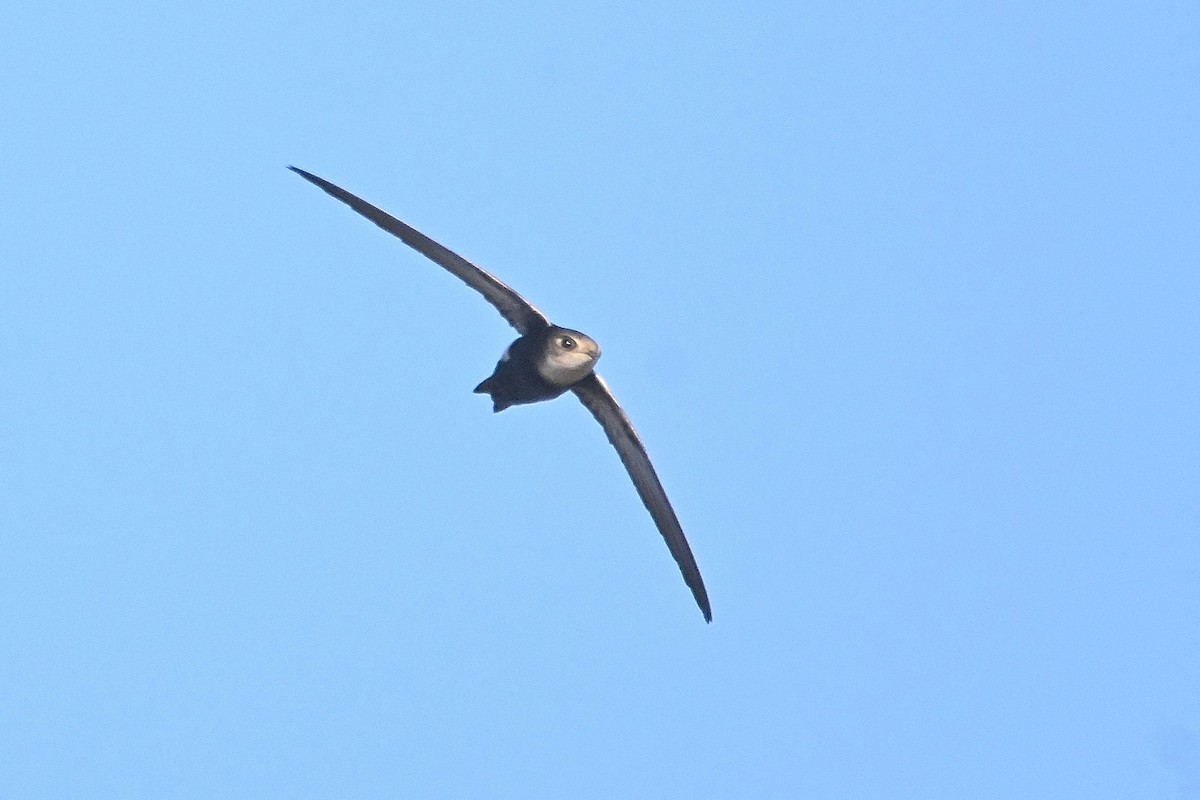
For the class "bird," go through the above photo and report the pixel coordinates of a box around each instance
[289,166,712,622]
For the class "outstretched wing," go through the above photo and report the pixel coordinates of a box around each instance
[571,373,712,622]
[289,167,551,335]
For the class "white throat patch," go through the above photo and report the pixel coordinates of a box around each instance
[536,330,601,387]
[537,351,596,386]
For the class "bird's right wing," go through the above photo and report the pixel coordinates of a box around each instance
[289,167,551,335]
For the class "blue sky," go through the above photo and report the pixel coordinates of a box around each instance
[3,2,1198,797]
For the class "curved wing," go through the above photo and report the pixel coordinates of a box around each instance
[289,167,550,335]
[571,373,712,622]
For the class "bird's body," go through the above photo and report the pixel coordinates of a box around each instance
[289,166,712,622]
[475,327,601,412]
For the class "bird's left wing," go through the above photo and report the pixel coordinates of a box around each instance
[571,373,712,622]
[289,167,550,335]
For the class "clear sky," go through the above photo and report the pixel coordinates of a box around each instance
[3,2,1198,798]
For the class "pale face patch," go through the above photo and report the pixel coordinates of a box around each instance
[536,329,601,387]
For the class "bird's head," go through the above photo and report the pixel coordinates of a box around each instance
[537,327,601,387]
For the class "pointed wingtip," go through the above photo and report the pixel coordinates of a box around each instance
[691,583,712,622]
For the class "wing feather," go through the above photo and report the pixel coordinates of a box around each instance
[572,373,712,622]
[289,167,550,335]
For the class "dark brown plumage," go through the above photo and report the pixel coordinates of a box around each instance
[290,166,712,622]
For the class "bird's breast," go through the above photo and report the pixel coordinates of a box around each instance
[536,356,596,387]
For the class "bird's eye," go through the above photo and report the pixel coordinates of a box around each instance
[560,337,576,349]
